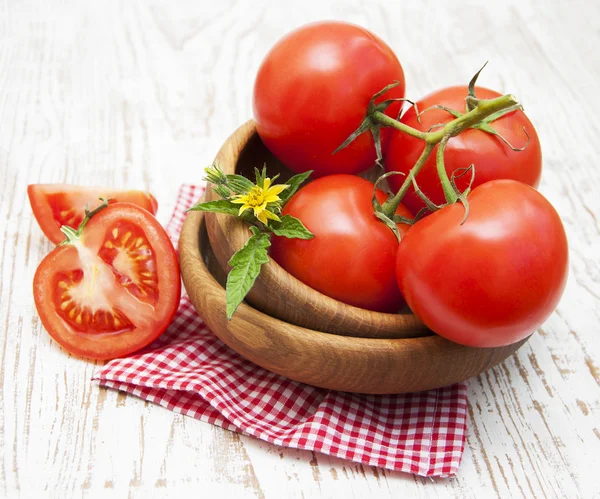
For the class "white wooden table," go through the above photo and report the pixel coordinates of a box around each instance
[1,0,599,497]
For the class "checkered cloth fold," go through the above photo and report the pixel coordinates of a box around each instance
[93,185,468,477]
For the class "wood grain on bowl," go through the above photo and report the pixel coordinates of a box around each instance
[204,120,429,339]
[179,209,528,394]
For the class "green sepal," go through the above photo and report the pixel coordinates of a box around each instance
[466,61,488,111]
[203,164,228,185]
[213,185,232,199]
[254,164,268,187]
[225,174,254,195]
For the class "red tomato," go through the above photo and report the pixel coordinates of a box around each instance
[253,21,405,177]
[386,86,542,215]
[28,184,158,244]
[396,180,568,347]
[33,203,180,360]
[270,175,410,312]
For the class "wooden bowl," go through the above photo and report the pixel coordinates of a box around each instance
[204,120,428,339]
[179,209,528,394]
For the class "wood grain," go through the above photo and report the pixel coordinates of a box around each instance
[1,0,599,497]
[205,120,429,339]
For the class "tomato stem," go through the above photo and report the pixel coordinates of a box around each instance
[435,136,458,204]
[427,94,519,143]
[381,143,434,219]
[58,198,110,245]
[375,93,519,217]
[370,111,427,141]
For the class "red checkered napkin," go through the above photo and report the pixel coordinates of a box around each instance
[93,185,468,477]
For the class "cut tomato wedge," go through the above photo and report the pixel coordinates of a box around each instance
[28,184,158,244]
[33,202,180,360]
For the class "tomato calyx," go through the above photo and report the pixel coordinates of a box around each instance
[332,81,415,166]
[58,197,111,245]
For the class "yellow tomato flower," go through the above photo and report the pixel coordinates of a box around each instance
[231,177,289,225]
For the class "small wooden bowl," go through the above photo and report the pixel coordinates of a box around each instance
[204,120,428,339]
[179,209,528,393]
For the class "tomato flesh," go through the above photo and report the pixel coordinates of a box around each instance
[98,220,159,305]
[33,202,180,360]
[54,269,135,334]
[28,184,159,244]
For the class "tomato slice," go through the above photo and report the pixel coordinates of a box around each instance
[28,184,158,244]
[33,202,180,360]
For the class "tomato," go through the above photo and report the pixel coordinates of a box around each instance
[396,180,568,347]
[270,175,410,312]
[28,184,158,244]
[33,202,180,360]
[253,21,405,177]
[385,86,542,215]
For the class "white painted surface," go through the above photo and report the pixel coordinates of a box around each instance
[1,0,599,497]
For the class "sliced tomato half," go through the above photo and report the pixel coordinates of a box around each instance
[28,184,158,244]
[33,202,180,360]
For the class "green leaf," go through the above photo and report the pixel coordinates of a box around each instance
[225,174,254,195]
[226,227,271,319]
[279,171,312,205]
[270,215,314,239]
[188,199,239,216]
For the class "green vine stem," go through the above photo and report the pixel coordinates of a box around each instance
[435,135,458,204]
[58,198,110,245]
[373,93,519,219]
[380,143,434,217]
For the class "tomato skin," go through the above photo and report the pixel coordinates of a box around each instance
[396,180,568,347]
[253,21,405,177]
[28,184,159,244]
[33,203,180,360]
[386,86,542,215]
[270,175,410,313]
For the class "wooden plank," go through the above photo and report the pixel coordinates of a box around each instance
[0,0,598,497]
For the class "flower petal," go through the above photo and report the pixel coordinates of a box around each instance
[263,177,271,191]
[231,196,249,205]
[252,201,265,217]
[262,209,281,222]
[266,184,289,197]
[238,204,251,216]
[257,210,268,225]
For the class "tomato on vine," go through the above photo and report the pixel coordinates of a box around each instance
[385,85,542,215]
